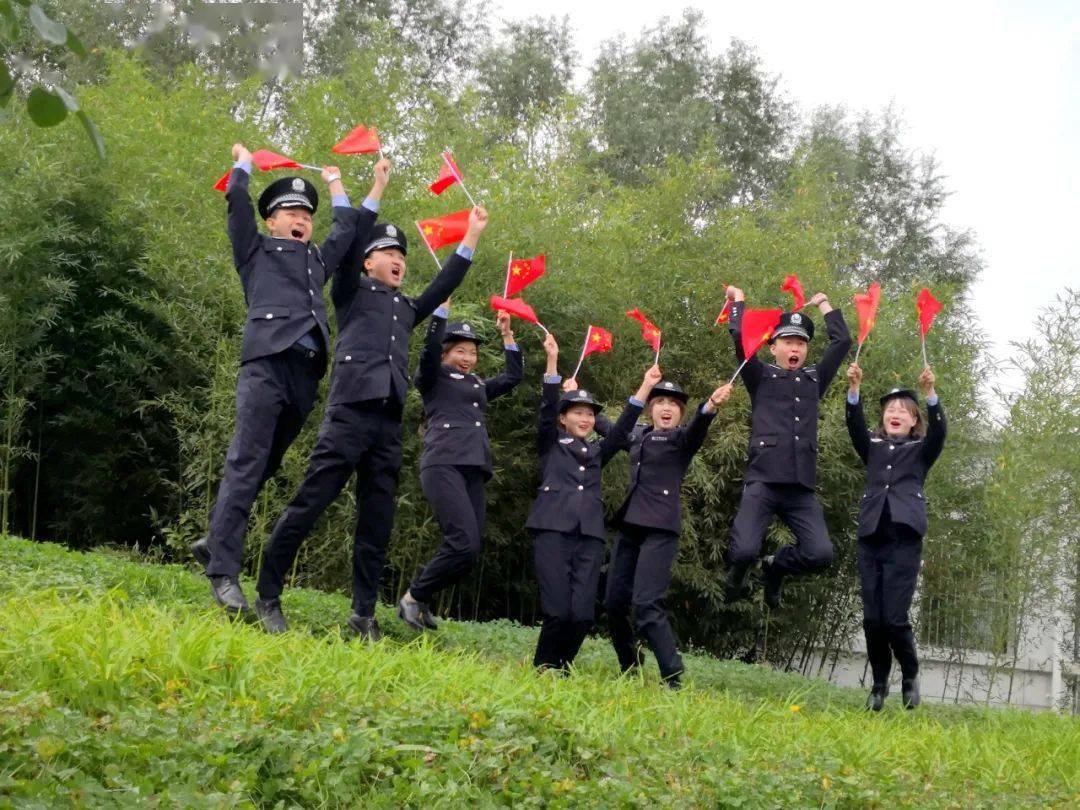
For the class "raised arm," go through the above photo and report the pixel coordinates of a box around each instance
[485,310,524,401]
[415,306,446,395]
[563,376,611,436]
[331,159,389,307]
[681,381,732,455]
[225,143,259,277]
[536,333,562,455]
[919,366,947,467]
[725,286,764,392]
[413,206,489,322]
[809,292,853,395]
[600,365,661,463]
[844,363,870,464]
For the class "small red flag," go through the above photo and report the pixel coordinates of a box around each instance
[853,282,882,345]
[333,124,382,155]
[626,308,662,352]
[490,295,539,324]
[916,287,943,338]
[506,254,546,297]
[429,151,464,195]
[417,209,471,252]
[583,325,614,358]
[213,149,302,192]
[781,274,806,312]
[740,308,783,358]
[715,293,732,325]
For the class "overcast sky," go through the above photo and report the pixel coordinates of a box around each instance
[499,0,1080,395]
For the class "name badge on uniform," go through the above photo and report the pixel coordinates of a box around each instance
[650,435,669,442]
[559,437,575,445]
[450,372,465,380]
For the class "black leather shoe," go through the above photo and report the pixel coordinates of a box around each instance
[762,557,784,610]
[397,596,432,631]
[209,575,250,615]
[724,562,753,602]
[348,614,383,642]
[866,683,889,712]
[619,646,647,673]
[254,597,287,634]
[901,678,920,710]
[190,536,211,568]
[663,671,684,691]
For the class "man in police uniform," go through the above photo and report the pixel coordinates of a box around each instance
[192,143,381,615]
[723,284,852,609]
[253,197,490,637]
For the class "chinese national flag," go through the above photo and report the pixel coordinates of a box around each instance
[916,287,943,338]
[506,254,546,297]
[490,295,539,324]
[583,326,614,357]
[429,151,463,195]
[417,209,471,251]
[626,308,661,352]
[213,149,302,192]
[715,298,732,325]
[853,282,882,345]
[333,124,381,155]
[740,308,783,358]
[781,274,806,312]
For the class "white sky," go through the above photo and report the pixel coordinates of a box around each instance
[498,0,1080,394]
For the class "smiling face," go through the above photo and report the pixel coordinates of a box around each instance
[881,397,921,439]
[442,340,478,374]
[769,335,809,370]
[265,206,313,243]
[559,404,596,438]
[648,395,684,430]
[364,247,407,288]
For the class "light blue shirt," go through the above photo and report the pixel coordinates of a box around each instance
[544,374,562,384]
[629,396,645,407]
[456,244,474,261]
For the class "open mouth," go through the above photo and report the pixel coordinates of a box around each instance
[291,227,304,239]
[889,419,902,429]
[390,267,402,282]
[787,355,801,368]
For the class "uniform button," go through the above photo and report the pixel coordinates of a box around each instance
[345,355,352,361]
[388,354,393,360]
[473,402,479,407]
[371,285,376,291]
[795,376,801,382]
[663,489,670,496]
[308,249,312,255]
[265,313,273,319]
[889,445,895,451]
[310,309,316,316]
[473,383,480,389]
[393,315,398,321]
[581,447,587,453]
[309,289,314,295]
[884,484,890,489]
[795,435,800,440]
[276,246,283,251]
[795,397,800,402]
[443,423,450,428]
[759,441,765,446]
[886,464,892,470]
[795,416,800,422]
[579,466,585,472]
[544,486,550,492]
[475,421,481,427]
[577,485,584,491]
[772,373,777,378]
[307,268,312,275]
[393,296,400,303]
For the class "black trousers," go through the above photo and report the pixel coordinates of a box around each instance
[256,399,403,615]
[409,464,487,603]
[858,518,923,684]
[604,524,683,681]
[532,530,605,670]
[727,481,834,577]
[206,350,321,578]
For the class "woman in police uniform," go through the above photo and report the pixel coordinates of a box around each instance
[846,363,946,711]
[397,305,524,629]
[527,333,660,671]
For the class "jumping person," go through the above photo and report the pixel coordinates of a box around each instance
[846,363,946,711]
[527,334,660,671]
[605,375,734,688]
[397,305,524,630]
[254,172,490,637]
[192,143,375,615]
[723,285,852,609]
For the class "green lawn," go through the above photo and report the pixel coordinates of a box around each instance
[0,535,1076,807]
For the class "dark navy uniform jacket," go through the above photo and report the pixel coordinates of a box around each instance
[613,405,716,534]
[415,315,524,477]
[728,300,852,490]
[847,396,947,538]
[226,168,361,376]
[328,243,472,408]
[525,383,642,540]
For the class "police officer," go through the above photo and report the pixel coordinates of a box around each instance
[254,192,490,637]
[723,285,852,609]
[397,305,524,630]
[191,143,377,615]
[526,335,658,671]
[605,375,733,687]
[846,363,946,711]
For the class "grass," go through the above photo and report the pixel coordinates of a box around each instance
[0,536,1077,807]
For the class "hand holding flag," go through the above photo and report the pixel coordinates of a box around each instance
[781,274,806,311]
[214,147,317,192]
[852,281,881,363]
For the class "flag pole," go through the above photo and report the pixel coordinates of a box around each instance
[727,358,749,387]
[414,221,443,272]
[653,336,661,367]
[444,149,478,207]
[503,251,513,298]
[920,336,928,369]
[854,341,864,365]
[296,162,323,171]
[571,330,590,380]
